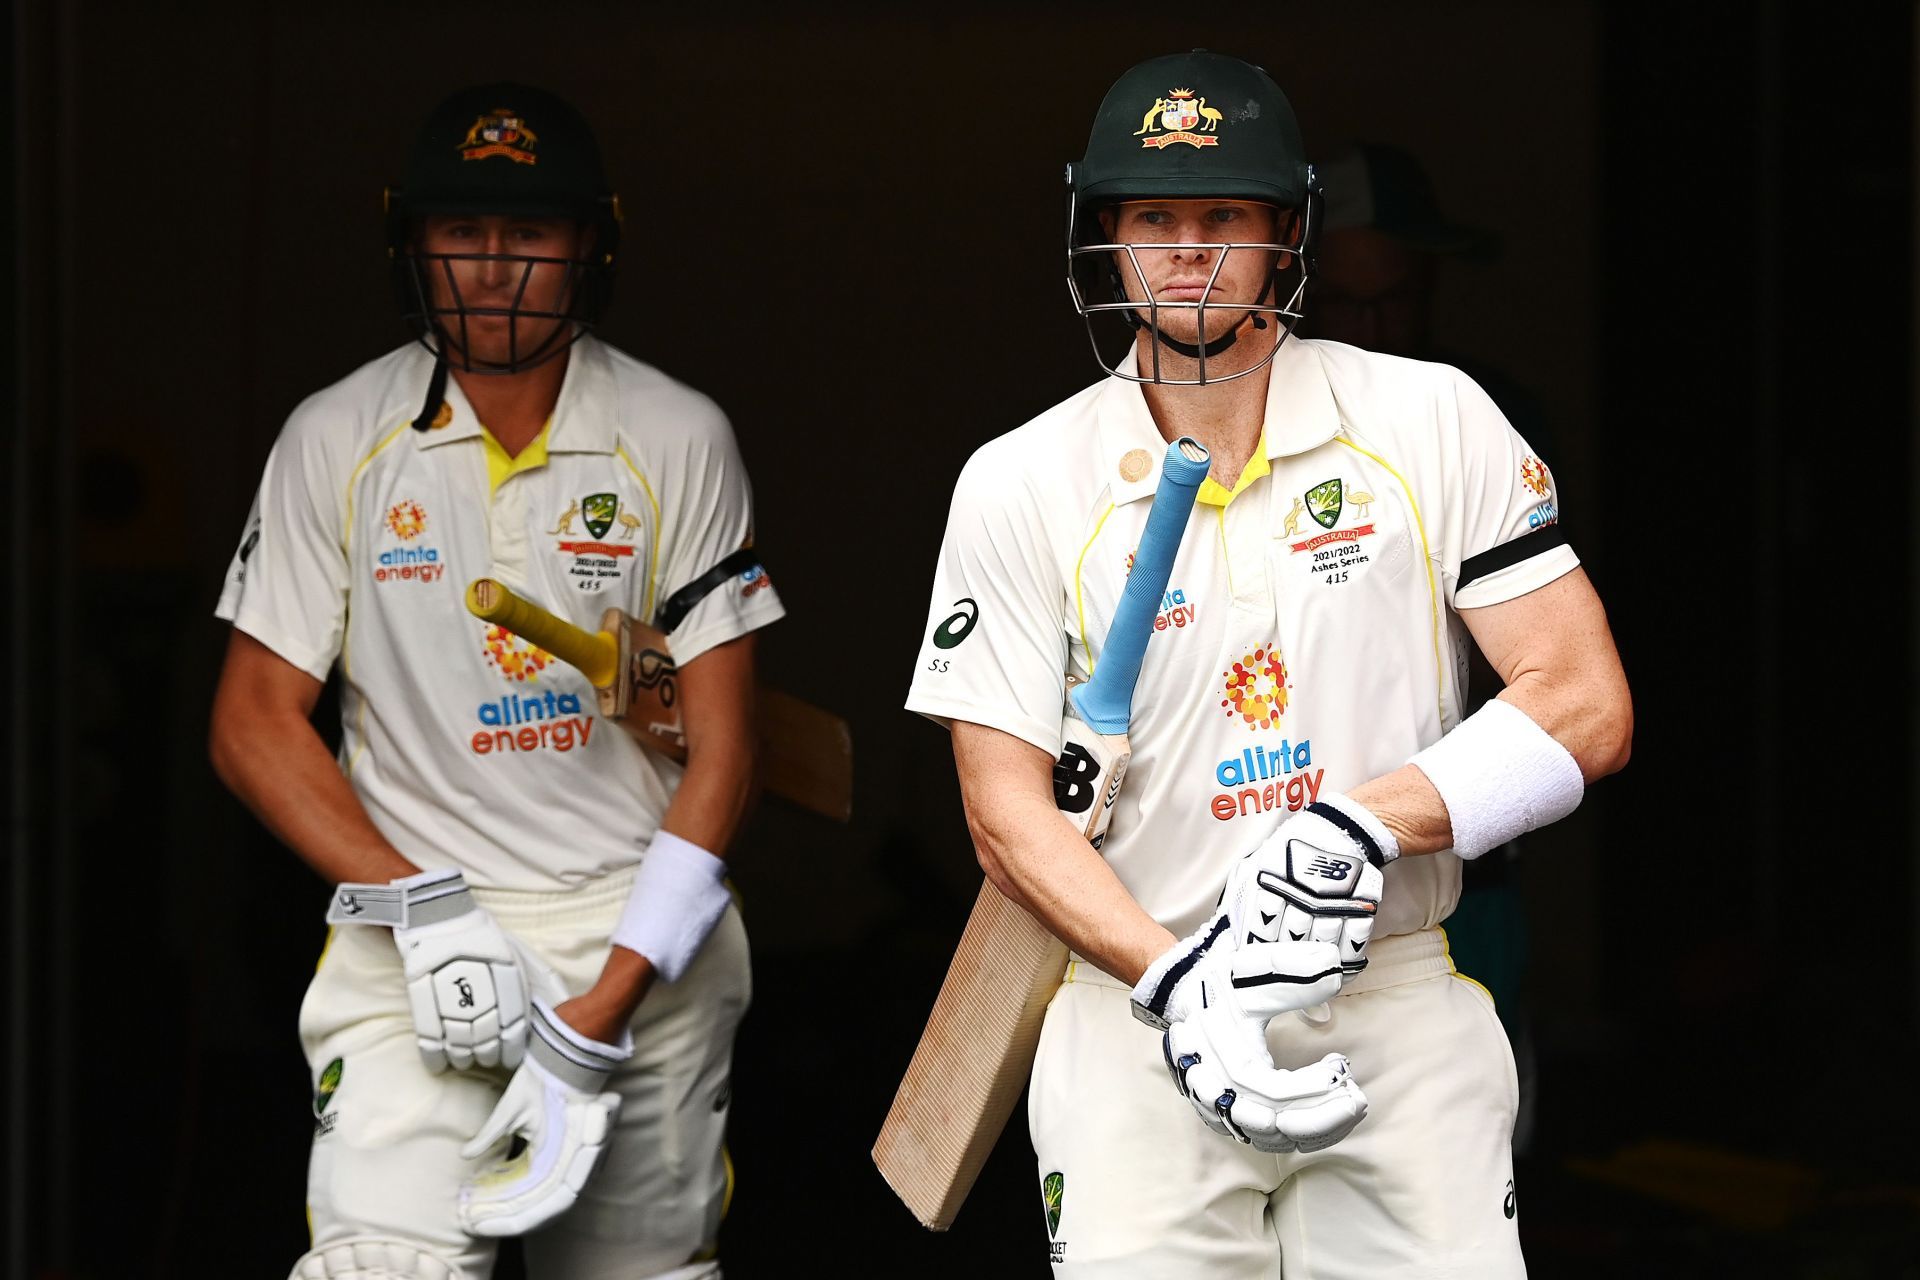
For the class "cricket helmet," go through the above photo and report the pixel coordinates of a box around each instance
[1066,51,1321,384]
[385,82,621,387]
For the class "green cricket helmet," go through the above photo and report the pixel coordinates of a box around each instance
[385,82,621,415]
[1066,51,1321,384]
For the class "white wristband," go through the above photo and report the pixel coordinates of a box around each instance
[610,832,730,983]
[1408,699,1584,859]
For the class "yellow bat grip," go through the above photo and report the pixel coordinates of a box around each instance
[465,578,620,689]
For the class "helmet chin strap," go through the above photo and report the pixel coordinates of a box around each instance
[410,352,451,432]
[1116,270,1278,361]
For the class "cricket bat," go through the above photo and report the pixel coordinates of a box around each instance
[873,435,1210,1230]
[464,578,852,823]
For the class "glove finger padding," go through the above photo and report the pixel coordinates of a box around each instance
[397,916,530,1074]
[329,868,539,1075]
[1158,942,1359,1153]
[458,1000,631,1239]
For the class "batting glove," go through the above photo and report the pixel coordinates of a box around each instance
[458,999,629,1238]
[327,868,551,1074]
[1158,943,1364,1152]
[1222,793,1398,980]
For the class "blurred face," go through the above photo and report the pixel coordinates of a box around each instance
[1099,200,1293,348]
[415,214,590,368]
[1298,227,1435,356]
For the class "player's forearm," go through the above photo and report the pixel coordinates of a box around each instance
[584,714,756,1021]
[657,725,756,856]
[966,791,1175,986]
[208,707,416,884]
[1355,675,1632,857]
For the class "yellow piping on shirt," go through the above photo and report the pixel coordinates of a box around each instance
[1073,502,1118,669]
[615,444,663,622]
[1214,506,1232,596]
[341,422,412,557]
[339,422,412,776]
[1333,437,1446,729]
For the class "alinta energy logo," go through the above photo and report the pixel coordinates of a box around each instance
[1520,455,1560,531]
[1124,553,1196,632]
[1211,644,1324,821]
[471,624,597,757]
[376,499,446,585]
[1221,645,1289,731]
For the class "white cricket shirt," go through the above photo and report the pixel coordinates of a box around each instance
[217,338,785,890]
[906,338,1576,941]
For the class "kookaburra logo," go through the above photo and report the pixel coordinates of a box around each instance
[453,976,476,1008]
[336,891,364,916]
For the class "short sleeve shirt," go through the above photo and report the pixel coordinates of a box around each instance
[217,338,785,890]
[905,338,1575,941]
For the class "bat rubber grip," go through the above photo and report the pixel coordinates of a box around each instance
[465,578,620,689]
[1072,436,1209,735]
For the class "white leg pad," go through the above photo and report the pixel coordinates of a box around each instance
[287,1235,467,1280]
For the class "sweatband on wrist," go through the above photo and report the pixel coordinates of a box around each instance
[1408,699,1584,859]
[609,832,730,983]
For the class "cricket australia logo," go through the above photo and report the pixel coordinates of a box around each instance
[459,108,539,165]
[1043,1171,1066,1261]
[581,492,618,539]
[1305,479,1343,530]
[313,1057,343,1135]
[1134,87,1222,150]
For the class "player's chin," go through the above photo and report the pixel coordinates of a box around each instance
[443,320,571,368]
[1141,306,1258,345]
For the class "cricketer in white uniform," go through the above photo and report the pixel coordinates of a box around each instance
[906,51,1631,1278]
[210,83,781,1280]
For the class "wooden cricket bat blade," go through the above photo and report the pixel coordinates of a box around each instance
[872,879,1066,1230]
[758,689,853,822]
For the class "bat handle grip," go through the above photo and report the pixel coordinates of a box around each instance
[1072,436,1209,733]
[465,578,621,689]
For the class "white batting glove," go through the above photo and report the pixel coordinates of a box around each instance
[1156,943,1365,1152]
[1222,793,1398,980]
[458,1000,630,1238]
[327,868,548,1074]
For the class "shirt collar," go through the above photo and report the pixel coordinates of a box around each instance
[410,336,618,454]
[1093,338,1342,504]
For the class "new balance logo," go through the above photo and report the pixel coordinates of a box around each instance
[1305,854,1354,882]
[1053,744,1099,814]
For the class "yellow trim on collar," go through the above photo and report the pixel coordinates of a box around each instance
[481,420,552,495]
[1196,432,1270,508]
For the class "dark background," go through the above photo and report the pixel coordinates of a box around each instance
[9,2,1917,1277]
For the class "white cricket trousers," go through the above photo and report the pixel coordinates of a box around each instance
[1030,927,1525,1279]
[298,867,750,1279]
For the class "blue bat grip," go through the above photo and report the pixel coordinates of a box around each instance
[1070,436,1210,734]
